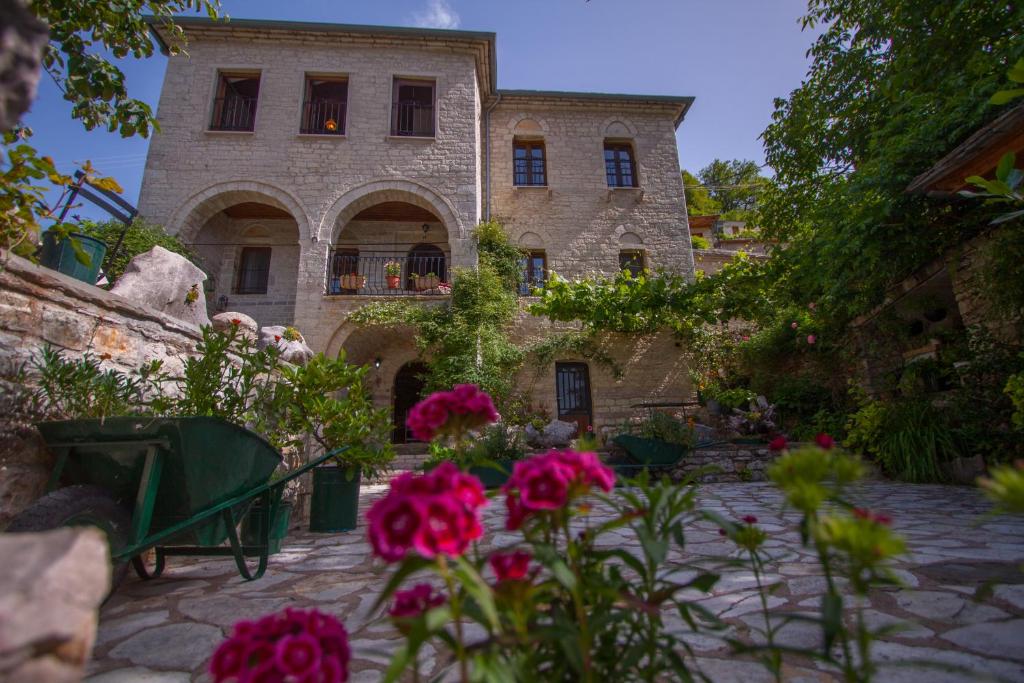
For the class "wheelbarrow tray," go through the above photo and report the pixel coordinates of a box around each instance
[612,434,687,466]
[36,416,281,547]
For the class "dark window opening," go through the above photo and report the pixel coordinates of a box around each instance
[556,362,592,436]
[519,250,547,295]
[604,142,638,188]
[235,246,271,294]
[328,248,360,294]
[211,73,260,131]
[406,244,446,290]
[302,77,347,135]
[513,140,547,186]
[619,249,645,278]
[391,78,435,137]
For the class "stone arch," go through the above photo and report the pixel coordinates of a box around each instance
[170,180,312,244]
[317,178,464,243]
[619,231,644,247]
[508,113,550,135]
[518,231,545,249]
[600,116,638,138]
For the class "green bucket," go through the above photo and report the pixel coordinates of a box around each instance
[241,501,293,555]
[39,232,107,285]
[309,466,361,533]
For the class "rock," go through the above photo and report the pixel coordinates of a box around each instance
[109,246,210,328]
[941,619,1024,662]
[210,312,258,341]
[0,527,110,682]
[0,428,51,528]
[258,325,314,365]
[525,419,577,448]
[0,0,48,133]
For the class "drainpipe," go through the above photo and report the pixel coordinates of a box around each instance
[483,91,502,221]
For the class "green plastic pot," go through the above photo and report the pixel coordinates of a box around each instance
[468,464,510,489]
[39,232,107,285]
[309,466,361,533]
[241,500,293,555]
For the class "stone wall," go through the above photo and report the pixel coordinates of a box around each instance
[948,231,1021,345]
[667,445,776,483]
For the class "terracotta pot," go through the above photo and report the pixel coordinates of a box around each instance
[386,275,401,289]
[413,274,439,291]
[339,274,366,290]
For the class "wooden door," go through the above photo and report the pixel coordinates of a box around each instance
[393,362,428,443]
[555,362,592,437]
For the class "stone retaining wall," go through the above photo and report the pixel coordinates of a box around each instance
[668,444,776,483]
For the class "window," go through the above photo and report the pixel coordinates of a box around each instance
[406,244,446,290]
[391,78,435,137]
[302,76,347,135]
[604,142,638,187]
[519,250,547,295]
[235,247,271,294]
[619,249,645,278]
[211,72,260,131]
[513,140,546,186]
[328,248,360,294]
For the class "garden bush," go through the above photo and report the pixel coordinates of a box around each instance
[76,218,200,285]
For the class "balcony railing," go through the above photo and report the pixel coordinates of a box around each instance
[211,96,258,131]
[327,250,450,296]
[301,99,346,135]
[391,101,434,137]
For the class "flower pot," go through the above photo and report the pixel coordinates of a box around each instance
[386,275,401,289]
[309,466,361,532]
[412,274,439,291]
[39,232,107,285]
[339,274,366,290]
[241,500,293,555]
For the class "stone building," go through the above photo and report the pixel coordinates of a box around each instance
[139,17,698,440]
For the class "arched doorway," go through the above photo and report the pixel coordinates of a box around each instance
[393,361,429,443]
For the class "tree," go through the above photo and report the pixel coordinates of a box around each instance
[697,159,767,218]
[1,1,222,259]
[76,217,199,284]
[681,169,721,216]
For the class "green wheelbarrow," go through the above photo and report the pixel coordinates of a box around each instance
[6,416,348,586]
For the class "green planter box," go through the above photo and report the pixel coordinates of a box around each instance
[241,501,293,555]
[309,466,361,533]
[40,232,107,285]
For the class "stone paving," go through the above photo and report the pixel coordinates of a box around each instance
[85,483,1024,682]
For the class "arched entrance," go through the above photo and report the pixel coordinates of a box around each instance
[393,362,429,443]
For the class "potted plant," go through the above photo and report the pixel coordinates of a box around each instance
[339,272,366,290]
[384,261,402,289]
[412,272,439,291]
[241,494,293,555]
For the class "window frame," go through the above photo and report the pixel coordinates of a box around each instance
[604,141,639,188]
[235,246,272,294]
[618,249,645,278]
[391,77,436,137]
[519,249,547,295]
[301,75,348,135]
[210,71,261,132]
[513,139,547,186]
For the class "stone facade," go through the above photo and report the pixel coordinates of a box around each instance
[138,18,697,436]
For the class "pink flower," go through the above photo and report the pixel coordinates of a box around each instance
[808,302,816,310]
[815,433,835,450]
[367,464,488,562]
[742,515,758,524]
[790,321,798,329]
[231,318,242,326]
[405,384,499,441]
[274,634,321,678]
[490,550,533,582]
[806,334,816,345]
[502,449,616,528]
[505,490,527,531]
[406,395,450,442]
[742,335,750,341]
[769,436,788,452]
[209,637,248,680]
[853,508,892,526]
[389,584,446,618]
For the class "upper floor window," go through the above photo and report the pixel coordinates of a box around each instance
[519,250,547,295]
[619,249,645,278]
[392,78,435,137]
[302,76,347,135]
[513,140,547,186]
[211,72,260,132]
[236,246,271,294]
[605,142,638,188]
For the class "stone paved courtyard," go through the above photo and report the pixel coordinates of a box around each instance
[85,482,1024,682]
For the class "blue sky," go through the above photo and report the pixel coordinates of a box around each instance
[23,0,817,221]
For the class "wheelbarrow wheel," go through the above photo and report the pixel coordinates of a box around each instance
[7,485,132,590]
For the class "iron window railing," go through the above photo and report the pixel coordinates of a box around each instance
[211,95,258,132]
[391,101,435,137]
[326,250,450,295]
[301,99,346,135]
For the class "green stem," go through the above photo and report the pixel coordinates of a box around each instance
[438,556,469,683]
[562,516,594,682]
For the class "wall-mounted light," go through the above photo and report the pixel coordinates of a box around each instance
[374,357,382,370]
[217,295,229,312]
[421,223,430,236]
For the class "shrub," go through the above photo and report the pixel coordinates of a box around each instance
[76,218,199,285]
[691,235,710,249]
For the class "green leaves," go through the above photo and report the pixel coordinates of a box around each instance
[991,58,1024,103]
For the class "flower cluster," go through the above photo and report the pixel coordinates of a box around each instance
[852,507,892,526]
[405,384,499,442]
[489,550,533,582]
[389,583,446,618]
[368,462,488,562]
[210,608,350,683]
[503,449,615,530]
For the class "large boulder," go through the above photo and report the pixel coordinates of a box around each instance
[211,311,258,342]
[0,527,111,682]
[258,325,314,365]
[109,246,210,328]
[525,419,578,449]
